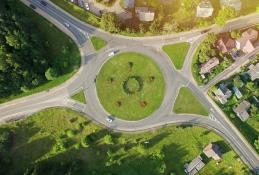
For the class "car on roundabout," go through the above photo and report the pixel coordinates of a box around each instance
[106,116,114,123]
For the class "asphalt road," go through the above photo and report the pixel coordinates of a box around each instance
[0,0,258,173]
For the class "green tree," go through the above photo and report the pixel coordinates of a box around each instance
[254,137,259,151]
[215,7,237,27]
[103,134,114,145]
[100,13,119,33]
[45,67,58,81]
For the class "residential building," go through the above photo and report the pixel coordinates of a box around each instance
[236,28,258,54]
[200,57,220,75]
[220,0,242,11]
[236,37,255,54]
[203,143,221,161]
[184,156,205,175]
[216,35,236,53]
[233,100,251,121]
[124,0,135,9]
[233,86,243,99]
[241,28,258,42]
[196,1,214,18]
[135,7,155,22]
[247,63,259,81]
[214,83,232,104]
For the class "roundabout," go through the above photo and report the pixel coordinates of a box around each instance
[96,52,165,121]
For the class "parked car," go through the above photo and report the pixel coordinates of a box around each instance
[40,1,47,6]
[108,51,115,57]
[106,116,114,123]
[85,3,90,10]
[29,4,36,9]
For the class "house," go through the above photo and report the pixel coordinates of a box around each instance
[216,35,236,53]
[233,100,251,121]
[196,1,214,18]
[184,156,205,175]
[233,86,243,99]
[236,28,258,54]
[241,28,258,42]
[124,0,135,9]
[135,7,155,22]
[203,143,221,161]
[247,63,259,81]
[200,57,220,75]
[236,37,255,54]
[220,0,242,11]
[214,83,232,104]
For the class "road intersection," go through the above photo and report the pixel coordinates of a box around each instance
[0,0,258,173]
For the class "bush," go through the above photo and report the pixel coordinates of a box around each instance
[66,130,76,137]
[104,134,114,145]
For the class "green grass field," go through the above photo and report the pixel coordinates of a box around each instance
[71,91,86,104]
[162,42,190,70]
[173,87,209,116]
[90,36,107,51]
[0,1,80,104]
[96,52,165,120]
[0,108,251,175]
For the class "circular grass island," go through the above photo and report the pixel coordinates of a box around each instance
[96,52,165,120]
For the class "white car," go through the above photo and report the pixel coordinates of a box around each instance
[85,3,90,10]
[64,22,70,28]
[108,51,115,57]
[106,116,114,123]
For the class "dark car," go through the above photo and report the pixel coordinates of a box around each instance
[201,29,211,34]
[29,4,36,9]
[40,1,47,6]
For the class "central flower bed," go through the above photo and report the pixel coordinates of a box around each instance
[96,52,165,120]
[123,76,143,95]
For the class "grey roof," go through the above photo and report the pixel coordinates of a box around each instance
[247,63,259,81]
[233,100,251,121]
[124,0,135,8]
[184,156,205,175]
[135,7,155,22]
[220,0,242,11]
[196,1,214,18]
[203,143,221,160]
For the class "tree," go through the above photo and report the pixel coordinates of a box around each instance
[230,30,241,39]
[149,19,162,34]
[103,134,114,145]
[215,7,237,27]
[163,20,179,34]
[233,76,244,88]
[100,13,119,33]
[45,67,58,81]
[139,23,146,34]
[254,137,259,151]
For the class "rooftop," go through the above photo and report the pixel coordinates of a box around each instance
[247,63,259,81]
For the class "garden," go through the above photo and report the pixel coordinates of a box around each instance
[96,52,165,120]
[0,108,252,175]
[192,33,235,85]
[208,56,259,153]
[50,0,259,36]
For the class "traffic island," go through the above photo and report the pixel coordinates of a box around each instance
[96,52,165,120]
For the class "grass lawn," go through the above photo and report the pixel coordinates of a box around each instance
[90,36,107,51]
[96,52,165,120]
[173,87,209,116]
[0,1,81,104]
[50,0,100,27]
[162,42,190,70]
[0,108,251,175]
[71,90,86,104]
